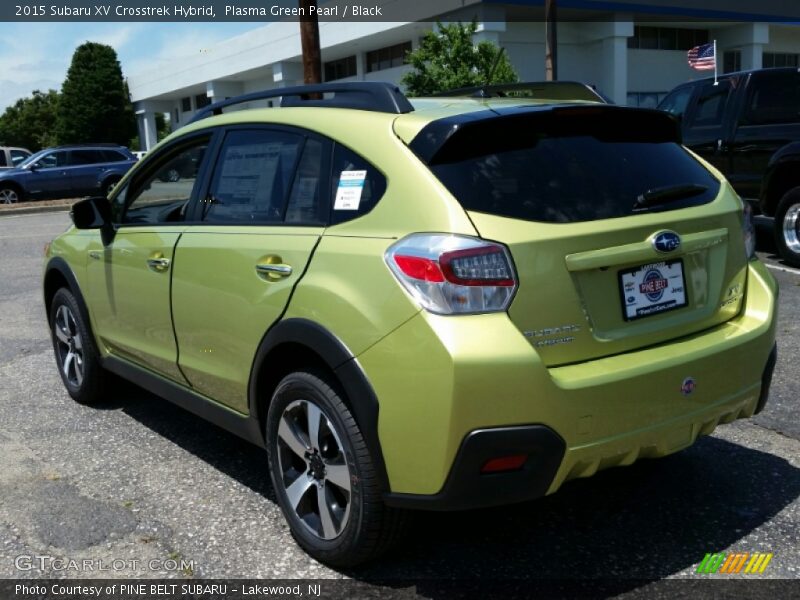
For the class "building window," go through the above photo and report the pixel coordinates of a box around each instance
[181,97,191,112]
[324,55,357,81]
[724,50,742,73]
[195,94,211,109]
[628,27,709,51]
[366,41,411,73]
[763,52,800,68]
[627,92,668,108]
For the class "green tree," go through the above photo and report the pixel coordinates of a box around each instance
[401,21,518,96]
[0,90,60,151]
[56,42,136,145]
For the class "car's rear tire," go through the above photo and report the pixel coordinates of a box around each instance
[266,370,406,567]
[0,184,21,204]
[50,288,106,405]
[102,177,121,198]
[775,187,800,268]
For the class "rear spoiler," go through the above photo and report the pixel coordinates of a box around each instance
[409,105,682,165]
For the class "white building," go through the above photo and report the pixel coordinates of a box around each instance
[127,0,800,150]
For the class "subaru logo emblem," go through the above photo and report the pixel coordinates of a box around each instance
[653,231,681,253]
[681,377,696,396]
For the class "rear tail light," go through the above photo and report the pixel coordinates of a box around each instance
[385,234,518,315]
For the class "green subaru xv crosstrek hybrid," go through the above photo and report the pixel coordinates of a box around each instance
[44,82,778,566]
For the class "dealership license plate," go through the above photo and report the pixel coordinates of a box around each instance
[619,259,688,321]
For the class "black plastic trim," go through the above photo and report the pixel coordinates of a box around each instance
[755,343,778,415]
[384,425,566,511]
[248,318,390,492]
[43,257,89,320]
[104,356,264,447]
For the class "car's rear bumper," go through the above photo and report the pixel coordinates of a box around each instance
[362,260,778,509]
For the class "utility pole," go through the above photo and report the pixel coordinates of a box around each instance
[545,0,558,81]
[299,0,322,84]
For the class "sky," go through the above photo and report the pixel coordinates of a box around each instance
[0,22,261,111]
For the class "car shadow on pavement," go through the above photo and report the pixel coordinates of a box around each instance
[104,380,799,594]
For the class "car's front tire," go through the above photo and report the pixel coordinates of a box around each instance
[50,288,106,405]
[266,370,405,567]
[0,184,22,204]
[775,187,800,268]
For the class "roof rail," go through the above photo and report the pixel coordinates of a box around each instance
[54,143,126,148]
[433,81,609,103]
[189,82,414,124]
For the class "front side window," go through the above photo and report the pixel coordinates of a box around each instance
[658,86,694,119]
[116,138,209,225]
[686,82,732,128]
[35,151,67,169]
[203,129,303,224]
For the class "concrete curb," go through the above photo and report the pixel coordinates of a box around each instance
[0,204,73,217]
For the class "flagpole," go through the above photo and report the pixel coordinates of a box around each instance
[714,40,718,86]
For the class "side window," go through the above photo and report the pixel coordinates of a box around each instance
[686,82,732,128]
[0,152,6,167]
[285,138,329,224]
[743,73,800,125]
[329,144,386,225]
[69,150,103,165]
[116,138,209,225]
[101,150,128,163]
[203,129,303,224]
[10,150,29,165]
[36,151,65,169]
[658,86,694,119]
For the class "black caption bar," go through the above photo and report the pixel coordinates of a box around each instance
[2,579,800,600]
[2,0,800,22]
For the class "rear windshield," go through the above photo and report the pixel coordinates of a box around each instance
[428,111,720,223]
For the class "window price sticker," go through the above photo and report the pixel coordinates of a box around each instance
[334,170,367,210]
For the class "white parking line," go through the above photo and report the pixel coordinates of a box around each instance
[764,262,800,276]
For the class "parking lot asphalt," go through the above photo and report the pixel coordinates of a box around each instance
[0,212,798,587]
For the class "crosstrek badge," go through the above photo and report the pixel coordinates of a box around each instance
[334,170,367,210]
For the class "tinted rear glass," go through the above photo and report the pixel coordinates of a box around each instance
[427,111,720,223]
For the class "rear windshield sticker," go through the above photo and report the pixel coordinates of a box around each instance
[334,170,367,210]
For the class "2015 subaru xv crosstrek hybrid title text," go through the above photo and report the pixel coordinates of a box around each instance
[44,82,778,566]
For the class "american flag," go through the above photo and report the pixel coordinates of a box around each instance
[688,42,716,71]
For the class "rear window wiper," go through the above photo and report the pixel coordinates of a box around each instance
[633,183,709,210]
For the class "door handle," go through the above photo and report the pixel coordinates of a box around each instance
[255,263,292,279]
[147,257,171,272]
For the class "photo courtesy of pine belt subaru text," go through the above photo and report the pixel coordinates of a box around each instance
[43,81,778,567]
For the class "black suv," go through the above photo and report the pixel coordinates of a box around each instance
[0,144,136,204]
[658,67,800,266]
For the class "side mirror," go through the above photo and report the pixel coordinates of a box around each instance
[70,196,115,244]
[27,163,39,171]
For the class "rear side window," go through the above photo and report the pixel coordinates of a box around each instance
[0,152,6,167]
[10,149,29,165]
[204,129,303,224]
[100,150,129,162]
[427,111,720,224]
[744,72,800,125]
[329,144,386,225]
[69,150,104,165]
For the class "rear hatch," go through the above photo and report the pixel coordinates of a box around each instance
[402,105,749,366]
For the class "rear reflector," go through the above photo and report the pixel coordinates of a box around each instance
[480,454,528,474]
